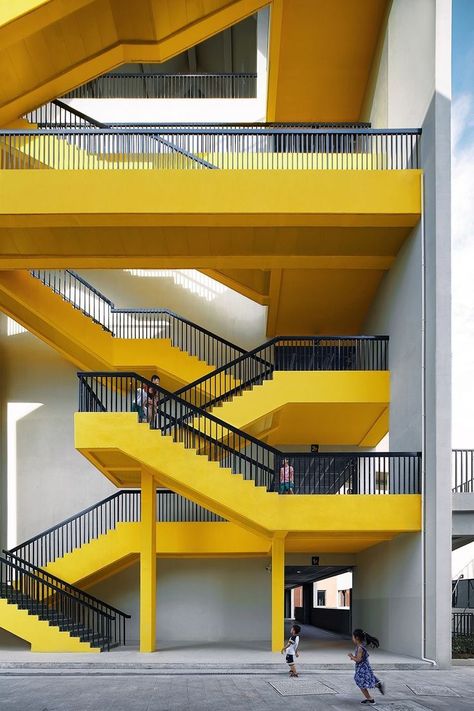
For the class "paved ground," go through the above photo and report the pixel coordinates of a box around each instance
[0,624,427,668]
[1,669,474,710]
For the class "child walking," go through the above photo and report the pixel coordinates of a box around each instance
[281,624,301,677]
[348,629,385,704]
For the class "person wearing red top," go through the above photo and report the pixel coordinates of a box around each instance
[279,458,295,494]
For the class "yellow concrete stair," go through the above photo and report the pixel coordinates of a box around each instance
[44,521,272,587]
[0,270,216,389]
[0,599,98,653]
[75,412,421,540]
[198,371,390,446]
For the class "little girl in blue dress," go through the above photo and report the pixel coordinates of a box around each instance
[348,629,385,704]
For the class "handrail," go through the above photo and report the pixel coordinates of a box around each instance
[174,335,389,409]
[1,126,422,170]
[78,371,422,496]
[2,551,130,619]
[0,555,114,617]
[3,126,422,136]
[453,449,474,493]
[9,489,225,569]
[26,99,220,169]
[30,269,246,368]
[61,72,258,99]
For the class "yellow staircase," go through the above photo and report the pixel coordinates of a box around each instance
[0,598,98,653]
[75,374,421,543]
[0,554,129,652]
[0,269,242,390]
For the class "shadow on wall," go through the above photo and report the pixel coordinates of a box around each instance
[79,269,267,351]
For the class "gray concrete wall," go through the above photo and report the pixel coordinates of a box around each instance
[352,533,423,658]
[362,0,452,666]
[89,558,271,644]
[0,314,114,548]
[79,270,267,351]
[364,228,423,452]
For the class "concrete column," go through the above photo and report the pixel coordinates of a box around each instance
[284,589,291,619]
[302,583,313,626]
[271,533,286,652]
[140,469,156,652]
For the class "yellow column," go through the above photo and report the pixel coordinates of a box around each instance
[140,469,156,653]
[271,533,286,652]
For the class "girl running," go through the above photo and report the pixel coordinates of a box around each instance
[348,628,385,704]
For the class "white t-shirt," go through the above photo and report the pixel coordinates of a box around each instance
[287,635,299,655]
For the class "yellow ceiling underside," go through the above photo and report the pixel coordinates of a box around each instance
[0,0,269,125]
[267,0,389,122]
[246,403,389,447]
[0,0,388,125]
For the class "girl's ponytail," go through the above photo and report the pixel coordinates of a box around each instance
[353,628,380,648]
[364,632,380,649]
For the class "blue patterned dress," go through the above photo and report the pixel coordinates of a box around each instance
[353,645,379,689]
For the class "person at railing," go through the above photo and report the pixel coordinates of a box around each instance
[279,458,295,494]
[132,382,148,423]
[148,374,161,427]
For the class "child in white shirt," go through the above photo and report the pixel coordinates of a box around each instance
[281,624,301,677]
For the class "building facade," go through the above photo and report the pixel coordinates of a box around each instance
[0,0,453,665]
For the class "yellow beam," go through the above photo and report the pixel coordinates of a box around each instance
[140,469,156,653]
[0,171,422,229]
[271,533,286,652]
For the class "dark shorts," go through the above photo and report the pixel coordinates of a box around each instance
[279,482,294,493]
[286,654,295,665]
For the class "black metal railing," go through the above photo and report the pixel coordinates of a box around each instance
[452,612,474,637]
[157,490,225,523]
[78,372,421,496]
[0,127,421,170]
[30,269,245,368]
[174,336,389,409]
[9,491,141,568]
[453,450,474,493]
[0,554,130,650]
[25,99,370,132]
[9,490,224,569]
[61,73,258,99]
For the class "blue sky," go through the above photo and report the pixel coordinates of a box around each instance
[452,0,474,446]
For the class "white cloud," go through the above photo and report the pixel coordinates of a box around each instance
[452,93,474,447]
